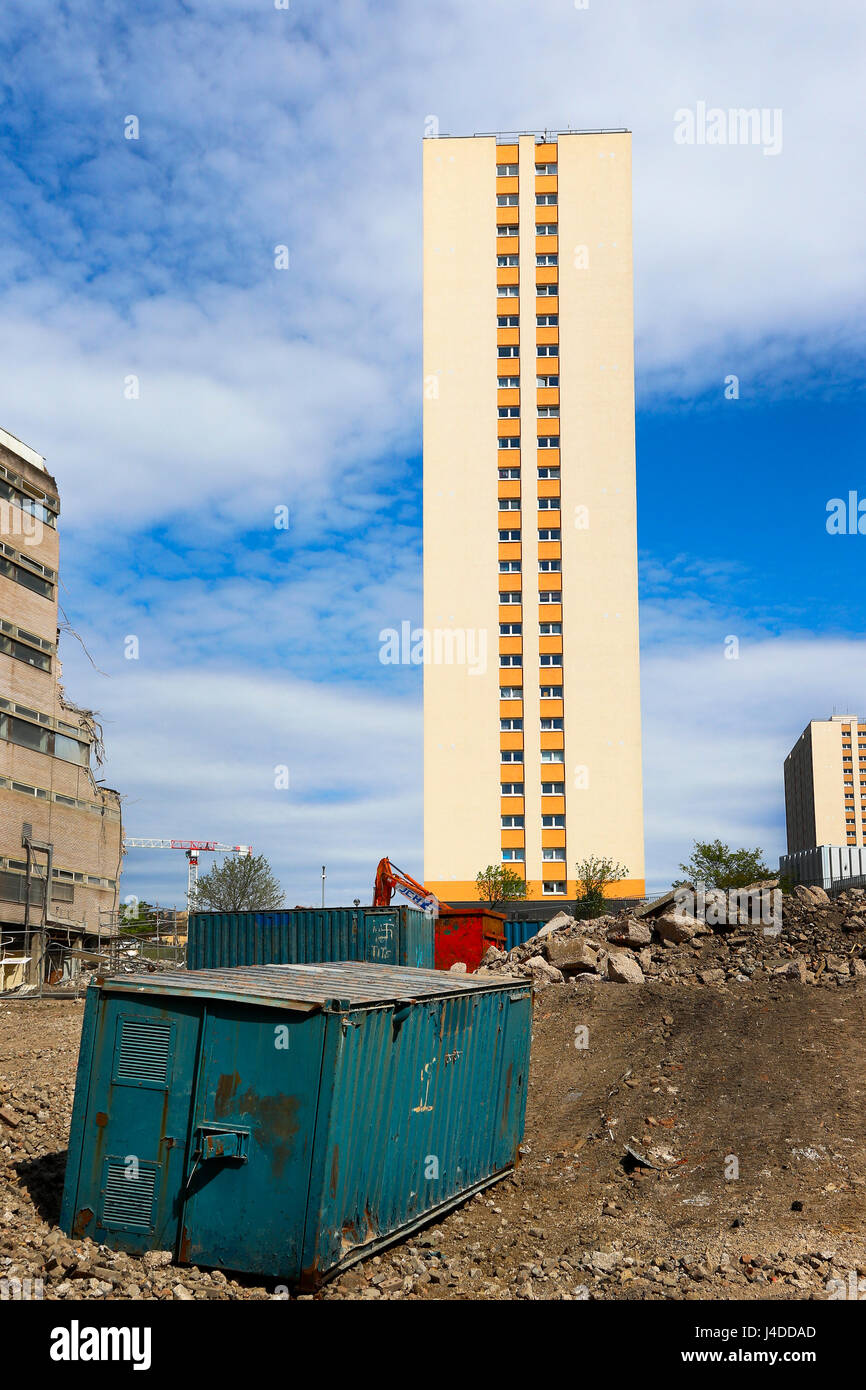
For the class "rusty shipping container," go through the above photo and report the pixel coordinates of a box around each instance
[434,907,506,972]
[60,963,532,1287]
[186,906,434,971]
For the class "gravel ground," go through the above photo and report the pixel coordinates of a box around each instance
[2,956,865,1301]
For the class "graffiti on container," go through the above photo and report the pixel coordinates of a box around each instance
[412,1058,437,1112]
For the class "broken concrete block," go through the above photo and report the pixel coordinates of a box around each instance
[537,911,575,938]
[545,938,599,974]
[608,919,652,947]
[605,952,645,984]
[525,955,565,984]
[654,911,698,944]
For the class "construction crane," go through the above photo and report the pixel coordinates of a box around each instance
[373,857,449,914]
[124,839,253,910]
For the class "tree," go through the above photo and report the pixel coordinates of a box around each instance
[190,853,285,912]
[677,839,771,892]
[574,855,629,920]
[475,864,528,910]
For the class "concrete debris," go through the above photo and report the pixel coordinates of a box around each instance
[472,887,866,993]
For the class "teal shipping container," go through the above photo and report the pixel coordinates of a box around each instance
[186,906,433,971]
[60,963,532,1288]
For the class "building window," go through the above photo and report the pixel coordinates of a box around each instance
[498,437,520,449]
[543,880,566,895]
[498,376,520,389]
[499,654,522,667]
[501,848,525,861]
[538,529,561,541]
[540,626,562,638]
[499,560,521,573]
[536,345,557,357]
[499,591,521,604]
[500,718,523,731]
[540,748,564,762]
[538,406,559,417]
[535,163,557,175]
[537,466,560,479]
[539,685,561,698]
[497,285,520,298]
[497,345,519,357]
[497,255,519,267]
[0,634,51,672]
[498,467,520,479]
[536,284,558,296]
[537,375,559,387]
[499,498,520,510]
[536,223,557,236]
[539,560,562,573]
[537,497,559,509]
[542,847,566,860]
[0,554,54,600]
[541,782,562,795]
[542,815,565,827]
[540,654,562,668]
[536,315,559,327]
[498,529,521,542]
[501,781,524,795]
[538,437,559,450]
[496,163,519,176]
[498,406,520,418]
[536,254,558,267]
[536,193,557,206]
[496,194,518,206]
[499,623,522,636]
[498,314,519,327]
[500,686,522,699]
[500,749,523,763]
[540,717,563,730]
[501,815,525,828]
[497,224,518,237]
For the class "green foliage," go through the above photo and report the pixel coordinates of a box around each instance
[191,853,285,912]
[677,839,771,892]
[574,855,629,920]
[475,864,528,910]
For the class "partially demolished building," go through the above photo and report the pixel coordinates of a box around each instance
[0,426,122,991]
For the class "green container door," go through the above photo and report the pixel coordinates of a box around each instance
[181,1002,325,1275]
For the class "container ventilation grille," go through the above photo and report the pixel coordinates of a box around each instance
[101,1164,157,1230]
[116,1019,172,1084]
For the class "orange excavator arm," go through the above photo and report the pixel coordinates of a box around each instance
[373,857,450,913]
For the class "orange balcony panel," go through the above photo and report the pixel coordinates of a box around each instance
[497,388,520,407]
[497,267,520,286]
[536,327,559,346]
[540,700,564,719]
[496,176,519,195]
[498,418,520,438]
[535,235,558,253]
[541,829,567,848]
[498,543,522,562]
[497,328,520,347]
[498,449,521,467]
[540,730,564,750]
[535,206,558,225]
[535,175,558,195]
[541,795,565,814]
[498,606,523,624]
[539,635,563,656]
[535,142,557,160]
[497,144,519,163]
[537,387,559,407]
[536,267,558,286]
[498,574,522,594]
[541,864,567,880]
[537,449,560,467]
[500,699,523,717]
[497,235,519,255]
[535,356,559,375]
[538,541,561,561]
[500,829,525,850]
[538,571,561,589]
[537,478,561,498]
[497,207,519,227]
[536,297,559,316]
[500,731,524,752]
[499,636,523,656]
[538,607,562,626]
[498,479,521,498]
[537,510,561,528]
[500,797,525,815]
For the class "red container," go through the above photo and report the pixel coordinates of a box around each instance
[434,908,506,972]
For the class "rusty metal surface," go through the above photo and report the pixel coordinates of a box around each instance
[97,961,524,1010]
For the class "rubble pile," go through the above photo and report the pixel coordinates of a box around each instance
[473,884,866,989]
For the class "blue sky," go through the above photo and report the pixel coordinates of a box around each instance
[1,0,864,902]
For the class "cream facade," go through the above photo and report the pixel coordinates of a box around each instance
[423,131,644,902]
[784,715,866,853]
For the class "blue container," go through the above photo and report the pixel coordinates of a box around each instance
[186,906,434,971]
[60,963,532,1287]
[504,918,543,952]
